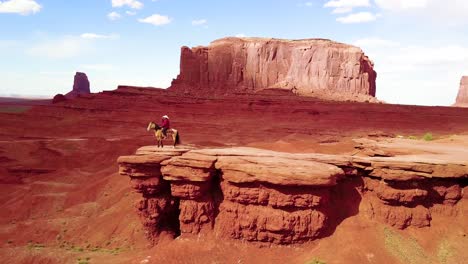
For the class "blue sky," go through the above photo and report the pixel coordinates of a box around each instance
[1,0,467,106]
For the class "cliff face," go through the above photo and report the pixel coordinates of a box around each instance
[170,37,377,100]
[455,76,468,107]
[118,140,467,244]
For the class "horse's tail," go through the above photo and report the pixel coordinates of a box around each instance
[174,130,181,146]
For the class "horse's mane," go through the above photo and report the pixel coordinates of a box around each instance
[152,121,161,130]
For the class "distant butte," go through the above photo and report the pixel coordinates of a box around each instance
[454,76,468,107]
[66,72,91,97]
[53,72,91,103]
[169,37,377,102]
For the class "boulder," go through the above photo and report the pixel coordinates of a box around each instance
[52,93,66,104]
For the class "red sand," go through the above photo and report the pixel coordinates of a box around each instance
[0,88,467,263]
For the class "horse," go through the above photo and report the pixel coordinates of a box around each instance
[147,121,181,148]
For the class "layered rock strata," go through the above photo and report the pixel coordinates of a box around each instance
[118,148,188,241]
[118,141,467,244]
[169,37,377,101]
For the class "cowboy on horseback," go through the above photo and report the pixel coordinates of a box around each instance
[160,115,170,139]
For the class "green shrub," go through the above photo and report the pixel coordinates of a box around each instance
[305,259,326,264]
[423,133,433,141]
[27,242,45,250]
[77,257,90,264]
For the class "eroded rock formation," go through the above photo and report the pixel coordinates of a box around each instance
[52,94,66,104]
[169,37,377,101]
[66,72,90,97]
[118,140,467,244]
[455,76,468,107]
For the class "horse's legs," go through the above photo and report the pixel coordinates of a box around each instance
[172,129,178,148]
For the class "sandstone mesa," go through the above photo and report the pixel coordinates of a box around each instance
[169,37,377,102]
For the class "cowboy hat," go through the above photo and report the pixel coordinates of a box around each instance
[162,115,169,119]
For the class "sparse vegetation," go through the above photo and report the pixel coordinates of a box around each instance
[423,132,433,141]
[90,246,101,252]
[305,259,326,264]
[60,242,123,256]
[110,247,122,255]
[437,240,454,264]
[77,257,91,264]
[27,242,45,250]
[397,133,435,141]
[74,247,84,252]
[383,227,429,264]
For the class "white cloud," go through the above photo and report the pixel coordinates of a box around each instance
[111,0,143,9]
[107,11,121,20]
[353,37,400,48]
[27,36,92,59]
[138,14,171,26]
[374,0,428,11]
[235,33,247,38]
[39,71,74,76]
[192,19,207,26]
[81,64,115,71]
[331,7,353,14]
[354,37,468,105]
[392,45,468,66]
[0,39,18,48]
[324,0,370,13]
[126,10,136,16]
[336,12,377,23]
[0,0,41,15]
[26,33,117,60]
[325,0,370,8]
[374,0,468,25]
[80,33,119,40]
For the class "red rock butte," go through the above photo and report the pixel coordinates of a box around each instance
[66,72,90,97]
[455,76,468,107]
[170,37,377,101]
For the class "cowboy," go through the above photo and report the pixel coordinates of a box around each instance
[160,115,170,138]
